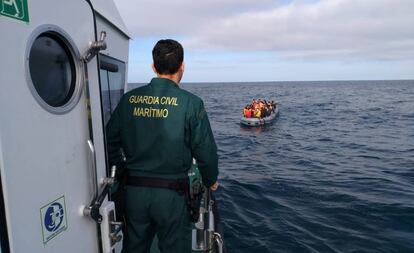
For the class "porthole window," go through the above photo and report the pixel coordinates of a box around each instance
[26,25,82,114]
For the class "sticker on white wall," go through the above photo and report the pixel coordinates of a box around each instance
[40,196,68,244]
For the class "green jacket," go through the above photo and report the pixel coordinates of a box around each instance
[106,78,218,187]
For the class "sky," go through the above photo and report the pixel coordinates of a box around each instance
[113,0,414,83]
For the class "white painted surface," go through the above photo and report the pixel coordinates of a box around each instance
[91,0,130,37]
[0,0,101,252]
[0,0,131,251]
[96,15,129,90]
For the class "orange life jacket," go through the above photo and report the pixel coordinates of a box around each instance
[245,109,252,118]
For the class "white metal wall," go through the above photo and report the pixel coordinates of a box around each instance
[0,0,100,252]
[0,1,130,252]
[96,14,130,90]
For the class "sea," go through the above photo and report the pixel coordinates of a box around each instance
[129,80,414,253]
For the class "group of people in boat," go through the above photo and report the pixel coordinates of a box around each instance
[243,99,277,118]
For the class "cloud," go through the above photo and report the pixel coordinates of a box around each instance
[113,0,278,36]
[114,0,414,61]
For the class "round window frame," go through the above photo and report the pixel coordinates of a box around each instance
[25,25,84,114]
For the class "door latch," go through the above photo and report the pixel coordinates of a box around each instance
[100,202,124,253]
[83,165,117,223]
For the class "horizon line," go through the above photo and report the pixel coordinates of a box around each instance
[128,79,414,85]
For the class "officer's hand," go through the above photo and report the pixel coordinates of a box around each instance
[210,182,219,191]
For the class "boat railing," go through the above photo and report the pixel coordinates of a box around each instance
[192,188,224,253]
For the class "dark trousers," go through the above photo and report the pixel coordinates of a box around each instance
[123,186,192,253]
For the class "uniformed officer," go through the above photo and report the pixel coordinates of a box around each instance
[106,39,219,253]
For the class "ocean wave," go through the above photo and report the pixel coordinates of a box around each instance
[182,80,414,253]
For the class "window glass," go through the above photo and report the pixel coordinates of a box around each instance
[108,70,124,111]
[29,33,76,107]
[100,68,111,125]
[99,55,125,124]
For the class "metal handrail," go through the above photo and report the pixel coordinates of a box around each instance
[214,232,224,253]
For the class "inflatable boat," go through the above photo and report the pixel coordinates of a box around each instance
[240,104,279,127]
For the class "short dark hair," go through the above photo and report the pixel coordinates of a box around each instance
[152,39,184,75]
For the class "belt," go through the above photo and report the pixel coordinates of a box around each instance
[126,175,201,222]
[126,176,188,193]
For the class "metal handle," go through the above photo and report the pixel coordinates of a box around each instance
[83,31,107,63]
[87,140,98,200]
[214,232,224,253]
[99,31,107,41]
[110,221,123,244]
[192,188,215,251]
[83,142,118,224]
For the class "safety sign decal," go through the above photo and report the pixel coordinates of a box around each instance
[40,196,68,244]
[0,0,29,22]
